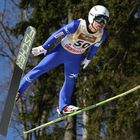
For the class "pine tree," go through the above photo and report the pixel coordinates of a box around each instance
[10,0,140,139]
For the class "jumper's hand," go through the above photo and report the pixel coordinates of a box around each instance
[32,46,47,56]
[81,58,91,69]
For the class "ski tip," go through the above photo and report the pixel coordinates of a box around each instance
[27,26,36,31]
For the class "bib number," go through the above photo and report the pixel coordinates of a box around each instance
[74,40,91,48]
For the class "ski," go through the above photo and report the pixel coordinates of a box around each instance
[0,26,36,136]
[23,85,140,135]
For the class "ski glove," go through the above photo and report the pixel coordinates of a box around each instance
[32,45,47,56]
[81,58,91,69]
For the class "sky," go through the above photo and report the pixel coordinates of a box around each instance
[0,0,24,139]
[0,1,4,10]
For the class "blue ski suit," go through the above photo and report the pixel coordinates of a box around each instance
[18,19,107,111]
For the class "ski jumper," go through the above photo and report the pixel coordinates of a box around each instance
[18,19,107,111]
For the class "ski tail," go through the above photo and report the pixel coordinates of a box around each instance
[0,26,36,137]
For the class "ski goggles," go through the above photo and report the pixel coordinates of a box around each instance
[94,15,109,24]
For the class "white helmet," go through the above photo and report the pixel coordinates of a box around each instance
[88,5,109,23]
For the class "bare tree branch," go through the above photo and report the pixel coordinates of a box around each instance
[0,30,16,62]
[1,0,7,21]
[11,0,20,7]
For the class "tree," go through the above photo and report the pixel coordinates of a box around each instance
[6,0,140,139]
[0,0,35,139]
